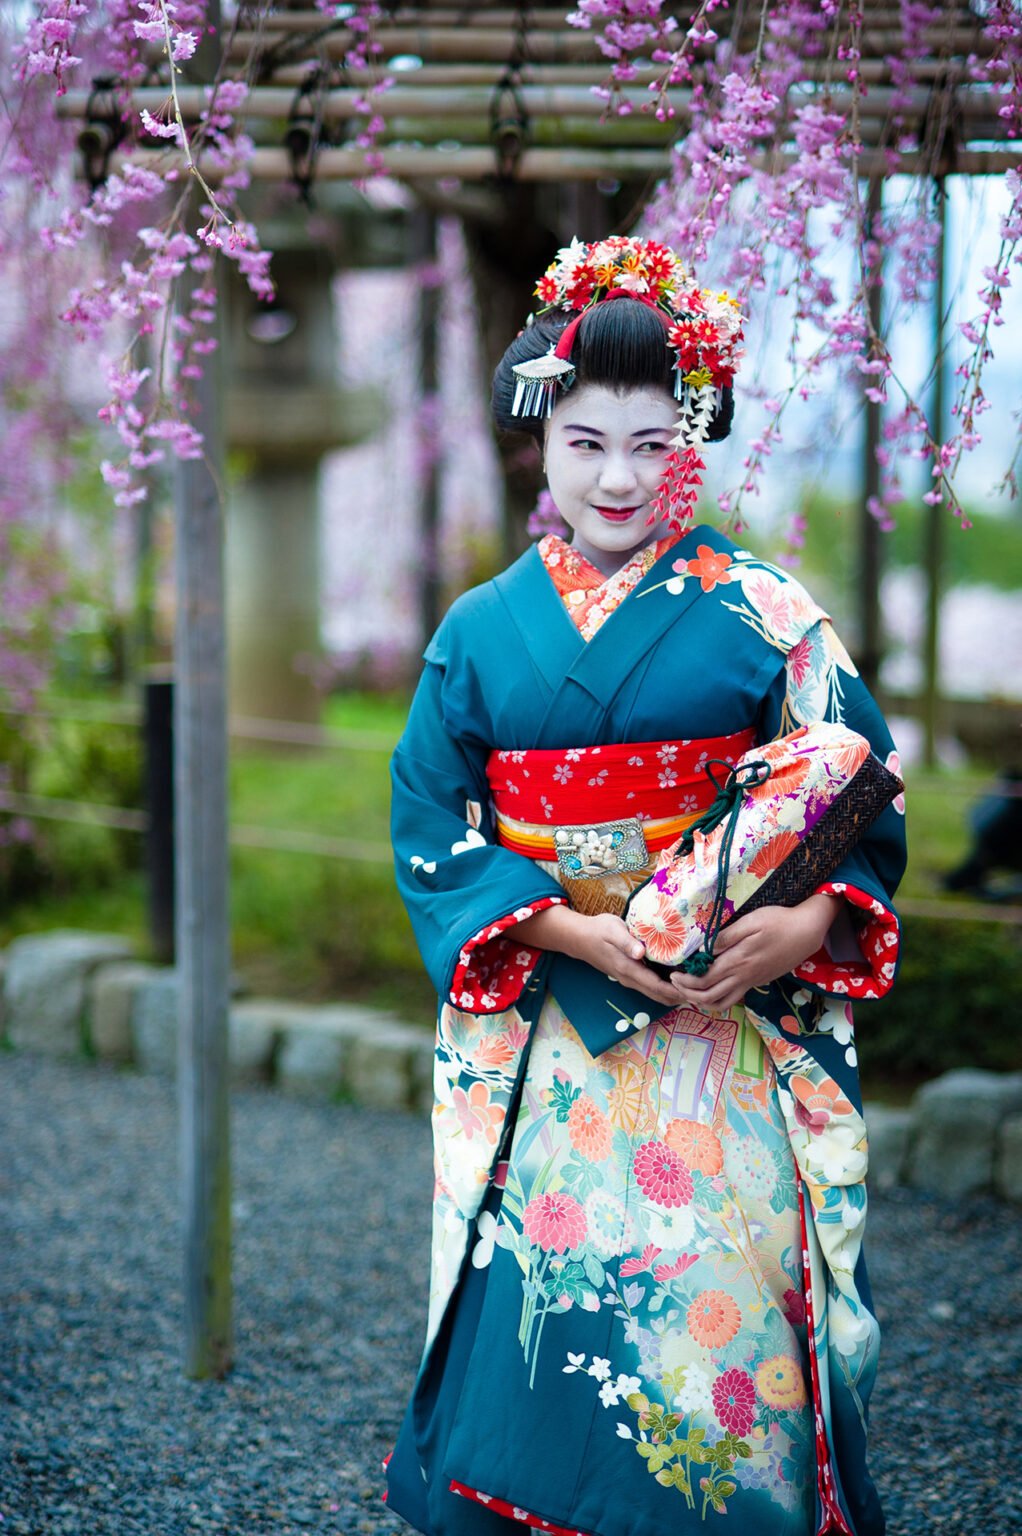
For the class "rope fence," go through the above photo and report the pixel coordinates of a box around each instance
[1,700,1017,796]
[1,794,1018,927]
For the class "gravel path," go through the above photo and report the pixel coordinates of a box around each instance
[1,1054,1019,1536]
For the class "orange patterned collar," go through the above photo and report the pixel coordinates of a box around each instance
[537,532,684,641]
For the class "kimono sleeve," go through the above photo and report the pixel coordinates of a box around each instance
[390,643,566,1015]
[758,617,908,1001]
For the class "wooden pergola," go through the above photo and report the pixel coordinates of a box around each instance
[56,0,1019,1380]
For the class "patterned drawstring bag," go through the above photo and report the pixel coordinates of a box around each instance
[625,722,904,978]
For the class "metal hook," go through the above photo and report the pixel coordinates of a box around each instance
[79,75,127,194]
[286,65,331,207]
[489,3,530,181]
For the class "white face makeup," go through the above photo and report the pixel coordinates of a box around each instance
[543,383,678,576]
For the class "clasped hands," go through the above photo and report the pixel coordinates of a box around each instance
[514,894,840,1013]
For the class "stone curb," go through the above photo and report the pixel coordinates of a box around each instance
[1,933,435,1118]
[2,934,1020,1199]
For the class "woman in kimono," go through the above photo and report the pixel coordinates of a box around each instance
[385,237,905,1536]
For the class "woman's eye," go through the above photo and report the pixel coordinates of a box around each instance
[569,439,601,451]
[637,440,668,453]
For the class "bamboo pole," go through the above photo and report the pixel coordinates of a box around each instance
[242,2,981,26]
[104,144,1022,182]
[174,10,233,1383]
[250,57,1010,88]
[227,21,992,64]
[55,82,1010,127]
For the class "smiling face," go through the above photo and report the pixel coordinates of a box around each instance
[543,383,678,575]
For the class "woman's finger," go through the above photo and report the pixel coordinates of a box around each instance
[615,960,681,1006]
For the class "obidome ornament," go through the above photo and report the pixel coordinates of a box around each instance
[511,235,745,533]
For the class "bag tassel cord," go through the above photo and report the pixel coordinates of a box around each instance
[675,757,772,976]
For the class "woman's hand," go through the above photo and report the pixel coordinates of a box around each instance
[514,906,685,1008]
[667,894,840,1013]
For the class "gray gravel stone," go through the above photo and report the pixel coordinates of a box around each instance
[907,1069,1022,1198]
[4,931,133,1057]
[864,1101,914,1191]
[1,1053,1020,1536]
[88,961,160,1063]
[995,1113,1022,1204]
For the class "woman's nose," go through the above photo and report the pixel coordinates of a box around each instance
[597,453,638,493]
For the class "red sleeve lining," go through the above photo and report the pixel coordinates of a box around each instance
[449,897,567,1013]
[792,881,900,1001]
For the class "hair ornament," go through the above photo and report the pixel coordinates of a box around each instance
[513,235,745,532]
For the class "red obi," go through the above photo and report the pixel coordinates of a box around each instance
[486,728,758,860]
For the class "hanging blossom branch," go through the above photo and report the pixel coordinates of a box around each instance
[582,0,1022,536]
[10,1,390,514]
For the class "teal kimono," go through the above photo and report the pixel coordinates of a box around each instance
[386,525,906,1536]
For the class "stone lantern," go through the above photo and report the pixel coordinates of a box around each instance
[224,239,381,724]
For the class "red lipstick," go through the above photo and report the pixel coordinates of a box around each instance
[593,505,641,522]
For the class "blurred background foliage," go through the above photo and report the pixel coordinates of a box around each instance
[2,677,1019,1098]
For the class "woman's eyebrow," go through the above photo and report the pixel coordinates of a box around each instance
[560,424,671,436]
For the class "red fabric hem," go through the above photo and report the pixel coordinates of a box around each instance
[792,882,900,1001]
[799,1184,855,1536]
[449,897,567,1014]
[450,1478,595,1534]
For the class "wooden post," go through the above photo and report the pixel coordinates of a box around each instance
[143,668,175,966]
[922,178,947,768]
[414,209,443,648]
[175,1,233,1381]
[859,177,885,696]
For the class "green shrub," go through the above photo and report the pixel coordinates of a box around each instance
[859,914,1022,1092]
[0,713,143,906]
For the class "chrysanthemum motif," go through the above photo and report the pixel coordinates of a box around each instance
[527,1034,589,1092]
[583,1189,632,1258]
[723,1134,779,1202]
[747,829,802,880]
[664,1118,724,1176]
[755,1354,807,1411]
[633,1139,694,1207]
[687,1288,742,1349]
[522,1191,587,1253]
[629,898,690,966]
[711,1366,757,1437]
[567,1094,613,1162]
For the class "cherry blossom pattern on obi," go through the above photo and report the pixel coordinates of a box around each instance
[487,731,756,829]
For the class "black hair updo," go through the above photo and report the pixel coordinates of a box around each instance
[491,296,734,445]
